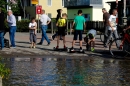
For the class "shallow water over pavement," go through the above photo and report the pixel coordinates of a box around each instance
[3,56,130,86]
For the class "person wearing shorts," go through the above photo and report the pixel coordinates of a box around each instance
[55,13,67,49]
[85,29,96,52]
[71,10,86,51]
[29,17,37,48]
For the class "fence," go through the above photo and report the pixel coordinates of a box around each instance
[47,21,105,35]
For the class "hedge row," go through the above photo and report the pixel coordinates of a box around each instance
[5,19,106,32]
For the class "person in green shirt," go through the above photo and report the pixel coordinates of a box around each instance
[71,10,86,51]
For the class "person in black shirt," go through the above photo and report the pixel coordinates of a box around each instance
[0,8,5,50]
[51,9,63,40]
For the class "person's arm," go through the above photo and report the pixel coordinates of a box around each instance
[7,15,15,24]
[56,19,59,26]
[83,18,86,30]
[103,14,105,22]
[47,16,51,25]
[108,15,114,31]
[124,25,130,32]
[40,15,43,23]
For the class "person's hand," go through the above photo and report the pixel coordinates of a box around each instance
[112,27,114,32]
[123,29,127,33]
[71,28,74,32]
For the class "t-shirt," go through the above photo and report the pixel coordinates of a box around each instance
[57,18,66,27]
[103,12,110,26]
[74,15,85,30]
[87,29,96,37]
[108,15,117,30]
[29,22,37,33]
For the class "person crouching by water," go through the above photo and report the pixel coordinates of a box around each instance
[55,13,67,49]
[29,17,37,48]
[84,29,96,52]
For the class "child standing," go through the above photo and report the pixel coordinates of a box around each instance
[55,13,67,49]
[71,10,86,51]
[29,17,37,48]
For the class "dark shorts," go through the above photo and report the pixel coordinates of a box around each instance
[30,33,37,43]
[58,27,66,36]
[73,30,83,40]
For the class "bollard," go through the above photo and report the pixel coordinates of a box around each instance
[51,22,53,34]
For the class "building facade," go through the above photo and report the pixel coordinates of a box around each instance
[39,0,67,18]
[64,0,121,21]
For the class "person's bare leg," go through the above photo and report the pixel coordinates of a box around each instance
[63,36,65,46]
[79,40,82,48]
[33,42,36,48]
[72,40,76,48]
[57,36,60,47]
[31,42,33,48]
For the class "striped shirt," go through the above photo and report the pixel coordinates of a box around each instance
[7,14,16,27]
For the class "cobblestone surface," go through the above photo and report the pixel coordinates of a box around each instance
[0,32,110,58]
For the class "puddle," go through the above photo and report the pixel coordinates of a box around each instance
[2,56,130,86]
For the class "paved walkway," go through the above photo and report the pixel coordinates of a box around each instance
[0,32,110,57]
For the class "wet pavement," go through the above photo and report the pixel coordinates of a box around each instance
[2,56,130,86]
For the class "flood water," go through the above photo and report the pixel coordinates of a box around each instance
[2,56,130,86]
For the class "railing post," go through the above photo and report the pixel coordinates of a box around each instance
[51,22,53,34]
[67,21,68,35]
[70,22,72,35]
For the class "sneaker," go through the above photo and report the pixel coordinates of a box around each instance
[10,47,16,49]
[91,48,95,52]
[64,45,67,49]
[51,36,55,40]
[33,46,36,49]
[71,47,74,51]
[104,45,108,48]
[56,46,59,49]
[47,42,51,46]
[79,47,83,52]
[37,42,42,45]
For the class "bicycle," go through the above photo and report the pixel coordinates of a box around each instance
[109,30,130,58]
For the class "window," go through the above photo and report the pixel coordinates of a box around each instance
[62,0,64,7]
[48,13,52,18]
[47,0,52,6]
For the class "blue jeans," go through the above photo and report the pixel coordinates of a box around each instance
[0,31,4,49]
[40,25,50,44]
[9,26,16,47]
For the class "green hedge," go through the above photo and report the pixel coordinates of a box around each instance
[15,19,74,32]
[17,20,30,32]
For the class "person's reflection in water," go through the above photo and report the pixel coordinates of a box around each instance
[32,58,43,73]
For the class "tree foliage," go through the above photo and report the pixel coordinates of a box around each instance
[0,0,21,15]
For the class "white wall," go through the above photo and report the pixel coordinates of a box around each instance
[92,0,121,21]
[103,0,121,12]
[92,8,103,21]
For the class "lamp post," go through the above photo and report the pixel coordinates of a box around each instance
[122,0,127,25]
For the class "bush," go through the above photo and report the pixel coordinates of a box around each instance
[0,57,10,79]
[17,19,30,32]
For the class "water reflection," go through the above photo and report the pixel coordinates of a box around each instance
[3,57,130,86]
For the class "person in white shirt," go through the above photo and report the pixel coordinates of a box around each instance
[104,9,119,48]
[7,10,17,48]
[29,17,37,48]
[37,10,51,45]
